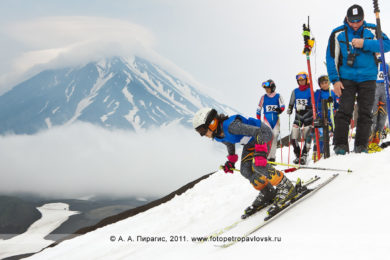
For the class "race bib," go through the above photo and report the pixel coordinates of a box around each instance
[265,105,278,112]
[296,99,308,111]
[378,71,384,81]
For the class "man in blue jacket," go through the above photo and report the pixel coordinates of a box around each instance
[326,4,390,154]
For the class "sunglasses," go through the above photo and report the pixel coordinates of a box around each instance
[296,74,307,80]
[349,19,362,23]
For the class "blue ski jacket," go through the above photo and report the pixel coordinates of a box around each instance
[326,21,390,84]
[314,89,338,121]
[214,115,261,144]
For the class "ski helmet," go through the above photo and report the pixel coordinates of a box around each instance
[193,108,218,136]
[296,72,310,84]
[317,75,329,86]
[262,80,276,93]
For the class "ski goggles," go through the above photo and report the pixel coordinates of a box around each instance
[262,81,271,88]
[296,74,308,80]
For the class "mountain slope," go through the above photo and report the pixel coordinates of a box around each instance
[0,196,41,239]
[0,56,235,134]
[25,145,390,260]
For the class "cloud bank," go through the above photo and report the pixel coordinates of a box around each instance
[0,122,228,198]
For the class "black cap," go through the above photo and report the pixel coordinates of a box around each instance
[347,4,364,22]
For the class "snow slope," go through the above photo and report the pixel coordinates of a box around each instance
[23,144,390,260]
[0,203,79,259]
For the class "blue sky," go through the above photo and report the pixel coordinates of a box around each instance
[0,0,389,126]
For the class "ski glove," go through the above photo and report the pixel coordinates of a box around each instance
[287,106,293,115]
[223,154,238,173]
[275,107,283,114]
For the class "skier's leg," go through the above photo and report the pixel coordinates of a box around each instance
[268,122,280,161]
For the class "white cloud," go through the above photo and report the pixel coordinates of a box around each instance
[0,16,156,94]
[5,16,155,49]
[0,122,228,198]
[0,15,212,99]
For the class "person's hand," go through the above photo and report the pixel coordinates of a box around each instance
[352,38,364,48]
[333,81,344,97]
[223,161,235,173]
[222,154,238,173]
[287,106,293,115]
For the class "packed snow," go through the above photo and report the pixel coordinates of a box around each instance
[23,141,390,260]
[0,203,79,259]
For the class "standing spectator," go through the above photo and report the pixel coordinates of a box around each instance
[313,75,339,159]
[287,72,313,165]
[326,4,390,154]
[256,79,285,162]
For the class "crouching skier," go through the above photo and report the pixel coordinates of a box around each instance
[192,108,297,219]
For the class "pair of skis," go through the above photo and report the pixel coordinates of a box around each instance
[199,174,338,248]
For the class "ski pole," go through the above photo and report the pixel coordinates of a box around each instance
[288,114,291,165]
[220,164,352,173]
[373,0,390,125]
[219,167,299,174]
[268,161,352,173]
[279,134,283,164]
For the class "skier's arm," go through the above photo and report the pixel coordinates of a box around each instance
[287,90,295,114]
[227,118,273,144]
[326,30,341,84]
[222,142,235,155]
[256,96,264,119]
[362,32,390,53]
[221,141,237,174]
[278,95,285,114]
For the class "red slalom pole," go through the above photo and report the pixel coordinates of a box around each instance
[303,17,321,160]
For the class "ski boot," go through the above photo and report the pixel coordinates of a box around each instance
[334,144,349,155]
[242,184,276,219]
[267,175,297,218]
[293,155,306,165]
[299,153,307,165]
[354,145,368,153]
[368,142,382,153]
[293,157,300,164]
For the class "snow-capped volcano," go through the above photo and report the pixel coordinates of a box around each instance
[0,56,235,134]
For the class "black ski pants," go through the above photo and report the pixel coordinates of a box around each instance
[334,79,376,148]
